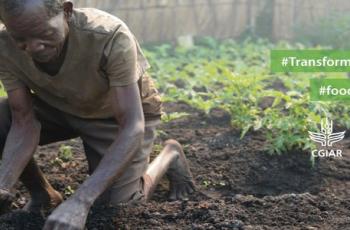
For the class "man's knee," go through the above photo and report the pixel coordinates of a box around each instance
[0,98,11,152]
[108,179,145,206]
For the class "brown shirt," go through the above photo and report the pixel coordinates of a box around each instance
[0,8,162,120]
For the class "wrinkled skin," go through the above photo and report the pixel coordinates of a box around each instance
[2,0,70,64]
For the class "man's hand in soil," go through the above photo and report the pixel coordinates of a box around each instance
[43,197,89,230]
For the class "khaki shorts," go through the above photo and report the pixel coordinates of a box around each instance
[0,96,160,205]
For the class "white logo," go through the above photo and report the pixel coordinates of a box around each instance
[308,118,345,147]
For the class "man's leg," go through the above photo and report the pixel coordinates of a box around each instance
[143,139,195,201]
[75,118,160,205]
[0,97,77,213]
[20,160,63,212]
[77,117,195,204]
[77,116,147,205]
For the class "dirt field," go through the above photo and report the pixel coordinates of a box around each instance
[0,102,349,230]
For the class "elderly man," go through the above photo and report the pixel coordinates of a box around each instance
[0,0,195,229]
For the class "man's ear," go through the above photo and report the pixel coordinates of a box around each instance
[63,1,73,19]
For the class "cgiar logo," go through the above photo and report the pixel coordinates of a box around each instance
[308,117,346,158]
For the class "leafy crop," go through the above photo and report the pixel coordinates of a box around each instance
[161,112,189,123]
[64,185,75,196]
[58,145,73,162]
[144,37,350,157]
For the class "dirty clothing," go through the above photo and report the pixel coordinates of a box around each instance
[0,8,162,120]
[0,8,163,204]
[0,96,159,204]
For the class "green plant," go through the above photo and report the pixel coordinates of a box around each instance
[144,37,350,157]
[64,185,75,196]
[161,112,189,123]
[58,145,73,162]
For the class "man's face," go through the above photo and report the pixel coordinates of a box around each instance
[2,1,70,63]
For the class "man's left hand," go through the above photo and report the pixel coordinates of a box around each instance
[43,198,90,230]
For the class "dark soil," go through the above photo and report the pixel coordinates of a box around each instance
[1,102,350,229]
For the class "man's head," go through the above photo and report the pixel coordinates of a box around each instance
[0,0,73,63]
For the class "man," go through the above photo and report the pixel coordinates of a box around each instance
[0,0,195,229]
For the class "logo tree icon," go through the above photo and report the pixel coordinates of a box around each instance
[308,117,345,147]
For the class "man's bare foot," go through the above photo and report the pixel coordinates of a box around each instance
[23,189,63,213]
[165,140,196,201]
[0,189,14,215]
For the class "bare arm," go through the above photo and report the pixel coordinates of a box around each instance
[44,83,145,230]
[0,87,41,190]
[69,82,145,206]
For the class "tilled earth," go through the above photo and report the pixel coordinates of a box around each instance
[0,102,349,229]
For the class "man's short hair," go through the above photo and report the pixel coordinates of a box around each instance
[0,0,65,20]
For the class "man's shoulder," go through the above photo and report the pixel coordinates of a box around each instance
[72,8,126,35]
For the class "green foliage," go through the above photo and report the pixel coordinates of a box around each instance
[144,37,350,155]
[295,12,350,49]
[58,145,73,162]
[64,185,75,196]
[161,112,189,123]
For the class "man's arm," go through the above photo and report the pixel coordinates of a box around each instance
[44,82,144,230]
[0,87,41,191]
[73,82,145,205]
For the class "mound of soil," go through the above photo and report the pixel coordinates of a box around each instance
[0,211,44,230]
[1,102,350,229]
